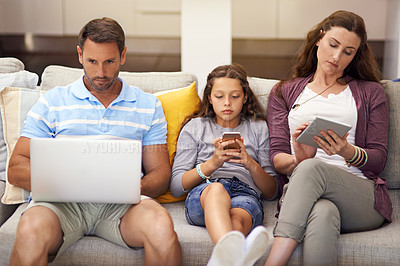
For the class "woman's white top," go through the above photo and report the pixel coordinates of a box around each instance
[288,85,367,179]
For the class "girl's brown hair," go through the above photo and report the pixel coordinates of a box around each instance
[182,63,266,128]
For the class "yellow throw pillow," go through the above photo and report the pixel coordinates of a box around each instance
[154,81,200,203]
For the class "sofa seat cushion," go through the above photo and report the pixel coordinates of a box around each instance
[1,189,399,265]
[0,181,18,226]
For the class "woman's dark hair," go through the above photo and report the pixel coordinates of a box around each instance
[182,63,266,128]
[276,10,381,95]
[78,17,125,55]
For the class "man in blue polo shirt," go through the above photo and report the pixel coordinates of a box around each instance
[8,17,181,265]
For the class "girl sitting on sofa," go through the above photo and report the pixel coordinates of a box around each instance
[170,63,278,266]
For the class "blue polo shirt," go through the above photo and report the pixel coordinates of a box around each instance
[21,76,167,145]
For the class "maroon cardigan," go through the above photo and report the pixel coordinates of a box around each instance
[267,74,392,222]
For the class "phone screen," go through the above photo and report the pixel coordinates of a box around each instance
[222,132,241,149]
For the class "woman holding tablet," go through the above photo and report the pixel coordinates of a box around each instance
[265,10,392,265]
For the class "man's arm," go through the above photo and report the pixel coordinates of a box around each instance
[8,137,31,191]
[140,143,171,198]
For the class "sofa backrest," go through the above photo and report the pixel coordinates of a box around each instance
[40,65,198,93]
[380,80,400,189]
[38,65,400,189]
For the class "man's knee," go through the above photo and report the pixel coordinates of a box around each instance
[14,206,63,261]
[137,200,176,234]
[17,207,60,241]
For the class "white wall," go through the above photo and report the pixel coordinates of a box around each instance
[0,0,389,40]
[0,0,394,79]
[383,0,400,79]
[231,0,388,40]
[181,0,232,92]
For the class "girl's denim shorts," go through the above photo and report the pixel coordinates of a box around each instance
[184,176,264,230]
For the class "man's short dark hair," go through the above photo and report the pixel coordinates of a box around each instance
[78,17,125,55]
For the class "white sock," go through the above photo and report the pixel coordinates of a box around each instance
[207,231,245,266]
[241,226,270,266]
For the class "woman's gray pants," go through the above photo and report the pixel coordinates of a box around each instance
[274,158,385,265]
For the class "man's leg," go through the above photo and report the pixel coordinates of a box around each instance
[10,206,63,266]
[119,199,182,266]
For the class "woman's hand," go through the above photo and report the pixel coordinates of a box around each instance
[225,138,256,170]
[316,130,355,159]
[292,122,317,162]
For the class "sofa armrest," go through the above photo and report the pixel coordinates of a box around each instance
[0,181,19,226]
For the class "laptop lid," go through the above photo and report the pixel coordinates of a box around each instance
[30,138,142,204]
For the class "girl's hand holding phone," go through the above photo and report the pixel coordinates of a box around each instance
[210,137,238,169]
[225,138,256,170]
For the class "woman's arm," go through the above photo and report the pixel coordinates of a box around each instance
[267,85,317,175]
[272,153,298,175]
[272,122,318,175]
[267,84,293,174]
[359,84,389,174]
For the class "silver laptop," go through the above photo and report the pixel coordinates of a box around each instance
[30,138,142,204]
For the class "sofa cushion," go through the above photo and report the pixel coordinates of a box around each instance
[1,190,399,265]
[248,76,278,108]
[0,70,39,182]
[0,181,18,226]
[0,58,24,74]
[0,87,45,204]
[0,71,39,90]
[381,80,400,189]
[154,82,201,203]
[40,65,198,93]
[154,82,200,165]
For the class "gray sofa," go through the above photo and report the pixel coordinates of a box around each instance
[0,58,399,265]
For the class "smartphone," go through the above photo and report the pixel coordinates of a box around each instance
[222,132,242,149]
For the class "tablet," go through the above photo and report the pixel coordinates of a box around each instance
[296,117,352,148]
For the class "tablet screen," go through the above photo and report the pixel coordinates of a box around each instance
[296,117,352,148]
